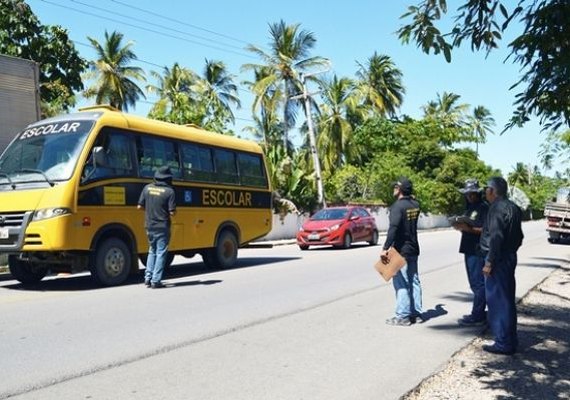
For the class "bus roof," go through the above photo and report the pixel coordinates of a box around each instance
[76,105,263,154]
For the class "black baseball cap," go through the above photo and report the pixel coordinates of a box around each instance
[393,177,413,195]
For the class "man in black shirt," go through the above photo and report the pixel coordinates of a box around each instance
[381,177,422,326]
[479,176,523,355]
[137,166,176,289]
[453,179,488,326]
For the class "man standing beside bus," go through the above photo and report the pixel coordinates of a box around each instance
[138,166,176,289]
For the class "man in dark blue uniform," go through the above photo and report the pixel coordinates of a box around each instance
[138,166,176,289]
[381,177,423,326]
[480,177,523,354]
[454,179,488,326]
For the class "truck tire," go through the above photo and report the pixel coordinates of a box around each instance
[90,238,131,286]
[8,256,48,284]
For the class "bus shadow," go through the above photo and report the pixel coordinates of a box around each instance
[0,256,301,291]
[166,256,301,278]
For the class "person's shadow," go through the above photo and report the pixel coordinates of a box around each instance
[420,304,448,322]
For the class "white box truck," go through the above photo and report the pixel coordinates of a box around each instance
[0,54,41,153]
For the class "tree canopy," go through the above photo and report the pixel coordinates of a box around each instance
[398,0,570,131]
[0,0,86,116]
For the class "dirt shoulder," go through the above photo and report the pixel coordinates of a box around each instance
[403,264,570,400]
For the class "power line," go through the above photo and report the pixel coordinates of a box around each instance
[39,0,256,59]
[109,0,253,47]
[73,39,257,97]
[70,0,247,53]
[73,39,166,69]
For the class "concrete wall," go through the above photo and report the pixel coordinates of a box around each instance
[261,208,451,241]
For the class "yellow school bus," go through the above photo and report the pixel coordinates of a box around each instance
[0,105,272,286]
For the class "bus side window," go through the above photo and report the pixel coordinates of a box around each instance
[137,135,181,179]
[82,131,134,181]
[214,149,238,185]
[238,153,267,187]
[180,143,214,182]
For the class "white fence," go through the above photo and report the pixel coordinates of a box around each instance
[260,208,451,241]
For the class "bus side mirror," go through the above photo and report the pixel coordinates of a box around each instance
[92,146,107,167]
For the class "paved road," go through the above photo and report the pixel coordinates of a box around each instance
[0,221,567,400]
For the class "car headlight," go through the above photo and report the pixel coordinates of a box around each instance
[329,224,340,231]
[299,227,305,232]
[33,207,72,221]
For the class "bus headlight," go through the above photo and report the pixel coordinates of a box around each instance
[33,207,71,221]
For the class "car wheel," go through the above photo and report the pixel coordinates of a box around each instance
[341,232,352,249]
[368,230,379,246]
[299,244,309,250]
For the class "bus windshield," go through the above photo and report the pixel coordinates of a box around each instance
[0,120,94,186]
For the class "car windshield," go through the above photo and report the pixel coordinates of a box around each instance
[311,208,349,220]
[0,120,94,187]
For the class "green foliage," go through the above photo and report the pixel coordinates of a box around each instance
[147,61,239,134]
[0,0,86,115]
[398,0,570,131]
[325,165,368,204]
[272,154,317,213]
[508,167,567,216]
[84,30,146,111]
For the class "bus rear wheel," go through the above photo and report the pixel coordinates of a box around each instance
[91,238,131,286]
[8,256,48,284]
[203,230,238,269]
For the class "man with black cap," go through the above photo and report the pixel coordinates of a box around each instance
[453,179,488,326]
[381,177,423,326]
[137,166,177,288]
[479,176,523,355]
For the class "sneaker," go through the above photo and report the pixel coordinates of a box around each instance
[150,282,166,289]
[385,316,412,326]
[144,280,151,287]
[458,315,486,326]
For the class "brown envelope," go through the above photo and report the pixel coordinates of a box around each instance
[374,247,407,282]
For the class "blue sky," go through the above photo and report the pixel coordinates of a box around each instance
[27,0,555,176]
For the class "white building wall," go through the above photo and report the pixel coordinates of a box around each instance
[260,208,451,241]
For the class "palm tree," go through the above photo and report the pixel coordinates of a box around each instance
[316,75,360,171]
[243,20,329,148]
[508,162,531,187]
[469,105,495,156]
[146,62,200,125]
[422,91,471,147]
[355,52,405,117]
[83,30,146,111]
[199,59,241,125]
[422,91,469,128]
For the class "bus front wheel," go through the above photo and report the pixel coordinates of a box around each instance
[91,238,131,286]
[204,230,238,269]
[8,256,48,284]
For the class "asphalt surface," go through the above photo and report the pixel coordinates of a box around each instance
[0,220,567,400]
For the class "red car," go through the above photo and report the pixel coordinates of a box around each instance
[296,206,379,250]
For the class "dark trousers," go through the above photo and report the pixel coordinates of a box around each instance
[465,254,486,320]
[485,253,518,351]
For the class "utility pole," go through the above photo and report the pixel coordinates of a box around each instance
[291,71,327,208]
